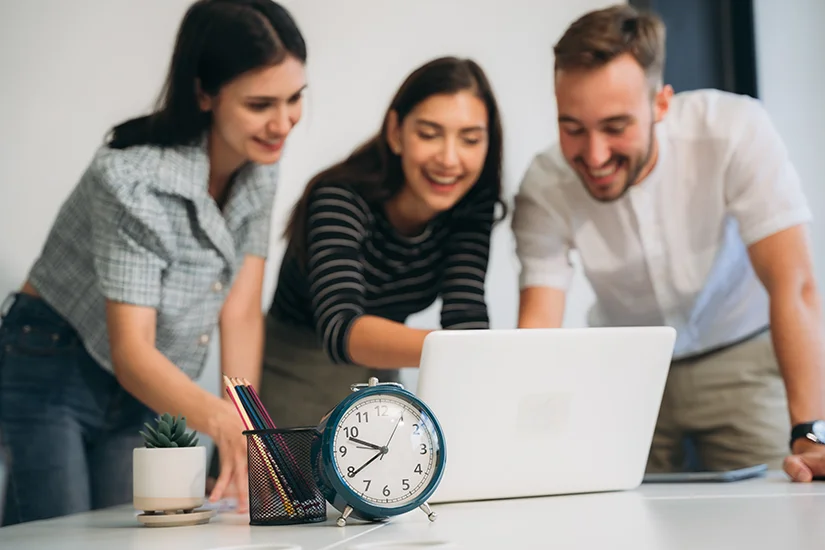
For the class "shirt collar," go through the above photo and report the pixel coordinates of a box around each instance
[153,133,278,266]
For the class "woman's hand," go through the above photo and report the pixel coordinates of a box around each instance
[105,301,252,511]
[206,399,249,512]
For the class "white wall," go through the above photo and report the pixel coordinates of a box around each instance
[6,0,820,407]
[0,0,607,402]
[752,0,825,290]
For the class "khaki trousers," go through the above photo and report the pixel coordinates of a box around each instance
[258,316,400,429]
[646,330,791,472]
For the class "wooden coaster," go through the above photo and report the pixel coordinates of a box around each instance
[137,508,216,527]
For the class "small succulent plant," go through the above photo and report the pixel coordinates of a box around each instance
[140,413,199,448]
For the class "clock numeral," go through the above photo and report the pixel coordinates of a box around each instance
[347,466,356,478]
[402,479,410,491]
[339,445,347,457]
[383,485,391,497]
[343,426,359,439]
[374,404,389,416]
[363,479,371,491]
[412,423,421,435]
[356,411,369,423]
[419,443,427,455]
[414,464,423,474]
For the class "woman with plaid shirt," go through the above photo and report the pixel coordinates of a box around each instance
[0,0,307,525]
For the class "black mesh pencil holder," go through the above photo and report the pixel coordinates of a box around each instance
[244,427,328,525]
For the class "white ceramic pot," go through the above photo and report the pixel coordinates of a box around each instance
[133,446,206,513]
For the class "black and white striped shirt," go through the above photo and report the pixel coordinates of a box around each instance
[269,182,495,364]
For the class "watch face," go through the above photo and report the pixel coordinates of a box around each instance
[331,393,441,509]
[812,420,825,442]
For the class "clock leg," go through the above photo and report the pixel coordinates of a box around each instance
[336,505,353,527]
[419,502,437,522]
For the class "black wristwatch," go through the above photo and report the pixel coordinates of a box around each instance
[790,420,825,449]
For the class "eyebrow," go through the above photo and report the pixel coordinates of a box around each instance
[415,119,487,132]
[245,84,308,102]
[558,114,633,125]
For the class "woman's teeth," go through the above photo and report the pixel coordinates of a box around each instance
[428,174,459,185]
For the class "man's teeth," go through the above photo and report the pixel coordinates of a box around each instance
[428,174,459,185]
[589,163,619,178]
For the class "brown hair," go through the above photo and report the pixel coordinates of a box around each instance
[553,4,666,91]
[283,56,507,268]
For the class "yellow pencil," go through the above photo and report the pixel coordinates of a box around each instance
[223,375,296,516]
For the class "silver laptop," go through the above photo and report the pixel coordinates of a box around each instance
[415,327,676,504]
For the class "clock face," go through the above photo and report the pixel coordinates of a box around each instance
[331,393,440,508]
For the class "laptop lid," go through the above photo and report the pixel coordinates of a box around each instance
[414,327,676,504]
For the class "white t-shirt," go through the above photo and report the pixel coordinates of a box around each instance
[511,89,812,359]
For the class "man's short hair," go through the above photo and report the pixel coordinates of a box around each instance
[554,4,666,92]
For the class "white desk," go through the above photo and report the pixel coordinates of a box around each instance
[2,473,824,550]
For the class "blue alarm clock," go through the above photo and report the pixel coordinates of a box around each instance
[311,377,446,527]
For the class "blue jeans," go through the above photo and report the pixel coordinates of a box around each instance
[0,293,156,525]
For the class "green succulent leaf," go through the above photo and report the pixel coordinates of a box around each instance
[172,418,186,440]
[158,420,172,439]
[140,413,199,448]
[143,423,160,440]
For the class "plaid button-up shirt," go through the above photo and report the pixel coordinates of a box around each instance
[28,137,278,378]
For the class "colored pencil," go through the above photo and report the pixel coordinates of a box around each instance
[223,375,296,516]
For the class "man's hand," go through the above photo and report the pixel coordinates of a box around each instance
[784,444,825,482]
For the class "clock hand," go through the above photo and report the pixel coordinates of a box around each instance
[349,449,384,478]
[381,413,403,460]
[349,437,382,451]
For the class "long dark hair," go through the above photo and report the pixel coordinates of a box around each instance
[108,0,306,149]
[284,56,506,261]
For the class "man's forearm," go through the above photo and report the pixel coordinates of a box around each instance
[220,313,265,391]
[771,285,825,425]
[518,287,566,328]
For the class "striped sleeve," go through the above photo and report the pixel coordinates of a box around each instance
[305,184,370,364]
[439,193,495,330]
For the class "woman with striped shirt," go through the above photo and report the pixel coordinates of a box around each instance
[261,56,507,427]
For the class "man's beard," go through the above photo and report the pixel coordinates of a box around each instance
[580,123,656,203]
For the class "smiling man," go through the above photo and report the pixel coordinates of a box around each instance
[511,4,825,479]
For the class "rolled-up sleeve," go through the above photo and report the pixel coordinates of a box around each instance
[511,155,575,291]
[241,165,279,258]
[724,98,813,246]
[90,175,171,308]
[242,207,275,259]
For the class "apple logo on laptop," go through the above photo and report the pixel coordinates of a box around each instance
[516,392,572,436]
